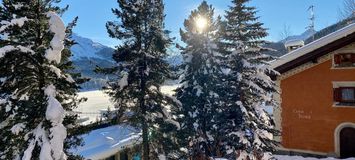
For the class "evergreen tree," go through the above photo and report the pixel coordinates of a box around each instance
[0,0,84,159]
[221,0,278,159]
[175,1,228,159]
[103,0,180,159]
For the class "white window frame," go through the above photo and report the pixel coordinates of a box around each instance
[332,53,355,69]
[332,81,355,108]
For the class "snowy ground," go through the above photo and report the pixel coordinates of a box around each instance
[76,90,113,125]
[76,82,179,125]
[275,155,355,160]
[75,81,276,124]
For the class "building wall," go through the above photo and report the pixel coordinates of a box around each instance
[279,43,355,155]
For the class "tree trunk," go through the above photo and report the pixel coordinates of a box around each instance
[141,96,149,160]
[139,58,149,160]
[142,112,149,160]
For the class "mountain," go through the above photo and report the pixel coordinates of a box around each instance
[264,28,316,57]
[280,28,316,43]
[70,34,183,91]
[70,34,115,91]
[304,16,355,44]
[263,41,288,57]
[71,33,115,61]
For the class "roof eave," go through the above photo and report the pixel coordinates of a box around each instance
[271,23,355,74]
[275,32,355,74]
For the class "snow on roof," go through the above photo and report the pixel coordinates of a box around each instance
[284,39,304,48]
[271,23,355,69]
[71,125,141,160]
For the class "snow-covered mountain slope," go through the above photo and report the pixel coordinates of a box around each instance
[70,34,115,91]
[280,28,316,43]
[70,34,182,91]
[70,33,114,60]
[305,16,354,44]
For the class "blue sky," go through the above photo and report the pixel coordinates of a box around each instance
[59,0,346,47]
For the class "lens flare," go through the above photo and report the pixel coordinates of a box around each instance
[195,16,207,32]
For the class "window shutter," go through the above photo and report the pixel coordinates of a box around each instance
[351,54,355,63]
[334,88,341,102]
[334,55,341,65]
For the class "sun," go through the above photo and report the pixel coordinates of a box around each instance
[195,16,207,32]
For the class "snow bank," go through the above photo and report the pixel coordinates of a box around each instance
[45,11,65,64]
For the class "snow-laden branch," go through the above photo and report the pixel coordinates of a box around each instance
[45,12,65,64]
[0,45,34,58]
[44,84,67,160]
[0,17,28,32]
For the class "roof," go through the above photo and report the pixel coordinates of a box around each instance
[71,125,141,160]
[271,23,355,74]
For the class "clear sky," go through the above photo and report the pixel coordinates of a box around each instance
[59,0,346,47]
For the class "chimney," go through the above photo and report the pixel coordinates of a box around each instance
[285,39,304,52]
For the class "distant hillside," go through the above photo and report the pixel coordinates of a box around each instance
[70,34,115,91]
[263,42,287,57]
[71,33,114,61]
[304,16,355,44]
[265,16,355,58]
[264,28,316,57]
[280,28,316,43]
[70,34,183,91]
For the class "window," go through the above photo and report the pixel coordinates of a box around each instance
[334,87,355,105]
[105,155,116,160]
[334,53,355,67]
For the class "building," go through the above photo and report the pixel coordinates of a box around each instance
[271,23,355,158]
[285,39,305,52]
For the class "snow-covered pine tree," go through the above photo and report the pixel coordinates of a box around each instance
[221,0,279,159]
[103,0,180,159]
[175,1,228,159]
[0,1,85,159]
